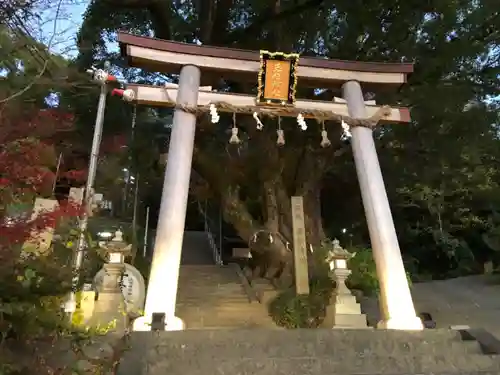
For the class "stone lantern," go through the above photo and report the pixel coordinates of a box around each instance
[324,239,368,328]
[98,229,132,293]
[91,229,132,331]
[326,239,354,295]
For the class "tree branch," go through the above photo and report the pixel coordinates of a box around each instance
[222,0,326,45]
[295,146,346,196]
[0,0,63,104]
[196,0,216,43]
[210,0,235,45]
[148,0,172,40]
[263,180,279,231]
[221,185,259,242]
[102,0,171,39]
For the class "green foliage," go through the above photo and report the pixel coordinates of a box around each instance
[482,211,500,256]
[346,247,412,296]
[267,240,335,328]
[0,221,107,374]
[268,275,334,328]
[346,247,380,296]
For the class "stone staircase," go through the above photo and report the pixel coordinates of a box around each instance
[175,265,277,329]
[180,231,215,265]
[119,328,500,375]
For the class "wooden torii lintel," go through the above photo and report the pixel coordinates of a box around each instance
[118,32,413,91]
[124,84,411,124]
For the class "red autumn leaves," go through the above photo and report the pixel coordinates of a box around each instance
[0,106,84,251]
[0,201,83,252]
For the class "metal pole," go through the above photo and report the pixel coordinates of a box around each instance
[65,71,109,316]
[342,80,422,330]
[218,204,223,264]
[134,65,200,331]
[143,206,150,258]
[51,152,63,195]
[122,170,129,215]
[131,174,140,251]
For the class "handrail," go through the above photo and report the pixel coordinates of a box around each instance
[229,262,258,303]
[197,200,223,265]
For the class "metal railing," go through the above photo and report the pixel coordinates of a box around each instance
[197,200,223,265]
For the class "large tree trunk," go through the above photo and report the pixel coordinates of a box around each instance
[193,121,331,288]
[303,186,327,246]
[218,176,327,288]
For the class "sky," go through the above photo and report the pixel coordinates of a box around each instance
[39,0,90,58]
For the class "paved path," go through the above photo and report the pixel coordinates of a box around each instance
[360,276,500,337]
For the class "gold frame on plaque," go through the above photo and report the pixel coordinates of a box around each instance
[257,50,299,106]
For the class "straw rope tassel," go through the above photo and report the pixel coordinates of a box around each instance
[229,112,241,144]
[320,120,331,148]
[276,117,285,146]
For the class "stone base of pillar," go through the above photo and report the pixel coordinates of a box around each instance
[323,293,369,329]
[132,315,185,332]
[90,291,128,332]
[377,315,424,330]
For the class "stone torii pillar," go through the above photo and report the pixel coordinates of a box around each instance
[342,80,423,330]
[133,65,201,331]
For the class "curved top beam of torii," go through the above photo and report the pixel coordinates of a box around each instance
[117,32,413,91]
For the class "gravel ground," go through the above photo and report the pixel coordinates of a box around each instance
[360,275,500,337]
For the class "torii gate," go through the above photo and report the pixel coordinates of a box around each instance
[116,32,423,331]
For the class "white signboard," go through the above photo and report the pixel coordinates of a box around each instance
[94,263,146,313]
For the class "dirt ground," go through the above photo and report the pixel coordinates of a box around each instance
[360,275,500,337]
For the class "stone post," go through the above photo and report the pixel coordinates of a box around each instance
[291,196,310,295]
[342,80,422,330]
[79,283,96,324]
[22,198,59,256]
[133,65,201,332]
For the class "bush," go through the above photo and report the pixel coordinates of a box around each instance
[267,240,335,328]
[268,275,334,328]
[0,213,115,374]
[346,247,379,296]
[0,105,117,373]
[346,247,412,296]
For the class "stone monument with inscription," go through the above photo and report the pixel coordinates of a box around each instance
[95,263,146,315]
[291,196,309,295]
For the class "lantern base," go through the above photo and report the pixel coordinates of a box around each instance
[323,291,368,329]
[90,290,128,332]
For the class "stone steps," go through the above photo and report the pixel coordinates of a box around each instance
[137,356,500,374]
[177,289,249,299]
[139,328,479,355]
[180,231,215,265]
[177,300,260,308]
[178,267,240,282]
[176,297,252,305]
[177,315,277,329]
[247,279,279,303]
[119,329,500,375]
[175,265,275,329]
